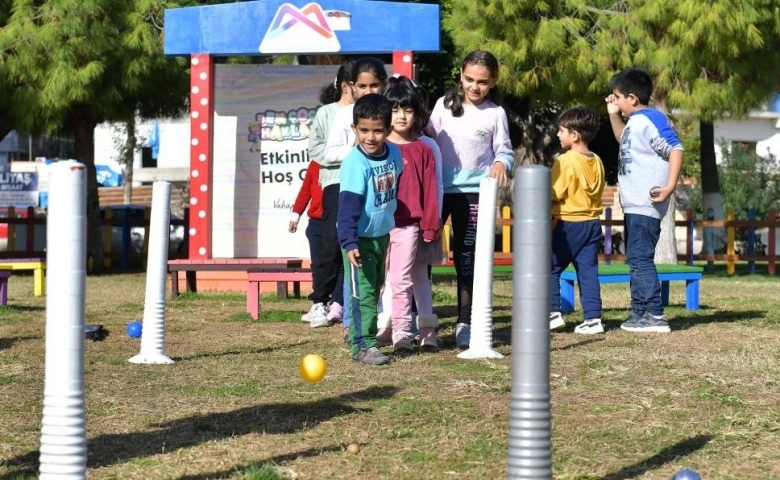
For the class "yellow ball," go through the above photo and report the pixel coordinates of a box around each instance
[299,354,327,383]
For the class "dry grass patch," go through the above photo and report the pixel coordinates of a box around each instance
[0,269,779,479]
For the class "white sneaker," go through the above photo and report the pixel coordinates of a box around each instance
[301,310,311,322]
[549,312,565,331]
[574,318,604,335]
[308,303,329,328]
[455,322,471,348]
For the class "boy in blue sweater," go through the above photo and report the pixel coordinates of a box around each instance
[338,93,403,365]
[605,68,683,333]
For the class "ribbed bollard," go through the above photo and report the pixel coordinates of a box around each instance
[507,165,552,479]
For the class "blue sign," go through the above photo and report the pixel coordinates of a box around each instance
[0,172,38,207]
[164,0,440,56]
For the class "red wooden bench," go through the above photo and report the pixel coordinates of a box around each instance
[246,267,312,320]
[167,258,304,297]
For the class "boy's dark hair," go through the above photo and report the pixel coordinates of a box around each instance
[350,57,388,84]
[609,68,653,106]
[319,60,354,105]
[557,106,600,143]
[383,76,424,133]
[353,93,392,129]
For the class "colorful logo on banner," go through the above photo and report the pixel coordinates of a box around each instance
[259,3,352,54]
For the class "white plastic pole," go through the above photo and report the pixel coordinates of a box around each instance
[39,160,87,479]
[458,176,503,359]
[129,181,174,364]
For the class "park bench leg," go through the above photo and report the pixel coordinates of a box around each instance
[293,281,301,298]
[185,271,197,293]
[686,279,700,310]
[33,267,45,297]
[276,281,288,299]
[170,271,180,298]
[560,279,575,313]
[247,280,259,320]
[0,279,7,305]
[661,281,670,307]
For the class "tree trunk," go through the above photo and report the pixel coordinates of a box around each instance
[652,95,678,263]
[700,120,726,252]
[654,194,678,263]
[123,117,136,204]
[71,107,103,271]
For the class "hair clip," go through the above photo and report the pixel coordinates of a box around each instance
[333,76,338,89]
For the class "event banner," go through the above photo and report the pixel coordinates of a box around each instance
[212,64,335,258]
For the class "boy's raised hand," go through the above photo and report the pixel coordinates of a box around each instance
[605,94,621,115]
[347,249,362,268]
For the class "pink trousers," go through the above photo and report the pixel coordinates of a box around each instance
[380,225,434,337]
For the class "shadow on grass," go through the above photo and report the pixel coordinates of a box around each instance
[599,434,712,480]
[175,445,345,480]
[3,385,398,476]
[0,336,40,351]
[172,345,287,362]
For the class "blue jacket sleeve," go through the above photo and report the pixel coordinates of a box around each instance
[338,191,363,252]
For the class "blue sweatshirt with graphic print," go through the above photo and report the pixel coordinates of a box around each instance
[338,143,403,252]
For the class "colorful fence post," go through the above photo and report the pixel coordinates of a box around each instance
[726,209,735,275]
[121,206,131,271]
[747,208,755,275]
[769,209,776,275]
[502,206,511,255]
[25,206,35,253]
[705,208,715,273]
[6,206,14,252]
[103,208,113,269]
[603,207,612,264]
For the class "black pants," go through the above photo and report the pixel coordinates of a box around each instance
[310,184,343,305]
[441,193,480,324]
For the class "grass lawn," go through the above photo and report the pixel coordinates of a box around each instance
[1,267,780,479]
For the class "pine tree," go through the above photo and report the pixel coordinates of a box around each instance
[0,0,190,268]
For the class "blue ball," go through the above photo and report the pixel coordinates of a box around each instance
[126,321,143,339]
[672,468,701,480]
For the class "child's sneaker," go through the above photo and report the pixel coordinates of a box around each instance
[621,312,671,333]
[352,346,390,365]
[392,331,414,353]
[307,303,329,328]
[549,312,565,331]
[416,314,439,350]
[326,302,342,322]
[455,322,471,348]
[301,311,311,322]
[574,318,604,334]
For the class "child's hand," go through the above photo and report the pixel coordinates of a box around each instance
[288,221,298,233]
[605,94,621,115]
[489,162,508,188]
[347,249,362,268]
[649,186,673,203]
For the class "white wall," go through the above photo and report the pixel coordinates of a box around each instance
[94,117,191,171]
[713,113,780,162]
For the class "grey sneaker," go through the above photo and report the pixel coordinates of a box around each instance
[549,312,565,331]
[620,312,643,330]
[621,312,671,333]
[455,323,471,348]
[352,346,390,365]
[574,318,604,334]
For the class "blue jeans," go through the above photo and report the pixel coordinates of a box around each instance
[550,219,602,319]
[624,214,663,316]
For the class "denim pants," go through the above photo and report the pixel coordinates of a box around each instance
[624,213,663,316]
[550,219,602,320]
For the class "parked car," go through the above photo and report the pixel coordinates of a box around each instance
[100,204,185,255]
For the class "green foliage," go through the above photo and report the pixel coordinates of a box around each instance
[718,143,780,221]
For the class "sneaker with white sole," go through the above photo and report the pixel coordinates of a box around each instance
[549,312,566,331]
[308,303,329,328]
[455,322,471,348]
[352,346,390,365]
[621,312,671,333]
[326,302,342,322]
[574,318,604,334]
[301,311,312,322]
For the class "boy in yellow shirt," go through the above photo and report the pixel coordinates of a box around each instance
[549,106,605,334]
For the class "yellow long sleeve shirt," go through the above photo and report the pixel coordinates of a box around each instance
[551,150,605,221]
